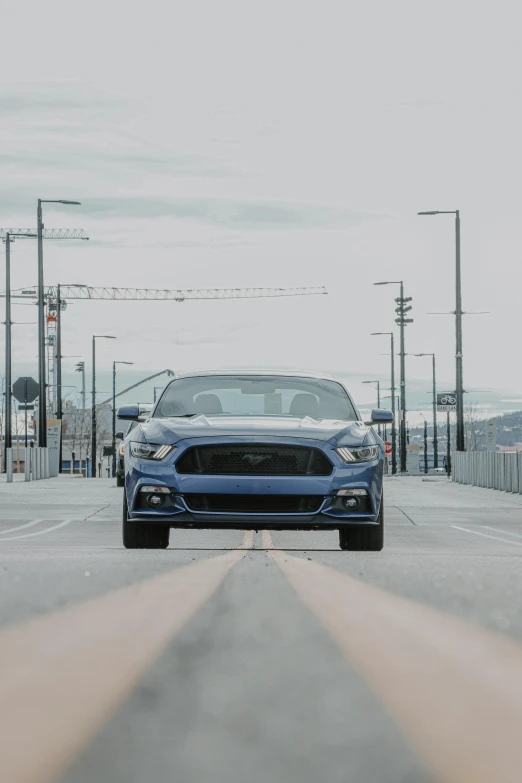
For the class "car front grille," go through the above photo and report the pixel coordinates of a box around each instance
[176,444,332,476]
[184,494,324,513]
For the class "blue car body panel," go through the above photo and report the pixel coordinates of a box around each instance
[122,371,386,531]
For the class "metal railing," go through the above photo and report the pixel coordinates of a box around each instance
[452,451,522,494]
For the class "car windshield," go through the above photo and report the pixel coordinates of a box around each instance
[154,375,357,420]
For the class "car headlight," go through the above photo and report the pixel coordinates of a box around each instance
[119,442,125,457]
[130,442,175,460]
[336,445,379,463]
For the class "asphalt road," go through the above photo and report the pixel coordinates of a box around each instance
[2,475,522,783]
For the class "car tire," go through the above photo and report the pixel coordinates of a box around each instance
[339,496,384,552]
[116,474,125,488]
[122,492,170,549]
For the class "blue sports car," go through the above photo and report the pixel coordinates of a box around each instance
[117,371,393,551]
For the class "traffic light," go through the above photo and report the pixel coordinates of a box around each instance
[75,361,84,373]
[395,296,413,326]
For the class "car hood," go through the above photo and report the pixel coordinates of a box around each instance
[138,415,372,447]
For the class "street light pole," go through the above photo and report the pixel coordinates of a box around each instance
[91,335,116,478]
[3,231,36,472]
[112,360,133,477]
[418,209,464,451]
[420,414,428,474]
[414,353,438,469]
[455,210,464,451]
[362,380,381,436]
[37,199,81,448]
[371,332,397,474]
[4,234,12,468]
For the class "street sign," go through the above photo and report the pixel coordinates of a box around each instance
[486,419,496,452]
[47,419,61,477]
[18,404,34,412]
[12,376,39,404]
[384,441,392,456]
[437,392,456,412]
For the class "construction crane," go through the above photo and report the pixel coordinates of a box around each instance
[0,284,327,415]
[11,284,326,301]
[0,229,88,240]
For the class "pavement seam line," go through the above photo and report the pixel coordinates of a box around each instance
[392,505,417,525]
[0,531,253,783]
[264,529,522,783]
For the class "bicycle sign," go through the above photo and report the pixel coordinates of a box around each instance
[437,392,457,412]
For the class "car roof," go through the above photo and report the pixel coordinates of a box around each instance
[172,369,339,382]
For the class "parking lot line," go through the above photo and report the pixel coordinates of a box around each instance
[451,525,522,546]
[0,519,45,536]
[0,519,76,542]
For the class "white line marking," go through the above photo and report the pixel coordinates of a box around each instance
[451,526,522,546]
[0,519,76,542]
[481,525,522,540]
[0,518,45,536]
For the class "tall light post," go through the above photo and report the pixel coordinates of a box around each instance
[420,413,428,474]
[37,199,81,448]
[112,361,133,477]
[92,335,116,478]
[371,332,397,474]
[3,232,36,472]
[362,380,381,435]
[413,352,438,469]
[75,361,86,410]
[374,281,413,473]
[418,209,464,451]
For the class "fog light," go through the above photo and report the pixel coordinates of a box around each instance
[146,494,165,508]
[343,496,359,510]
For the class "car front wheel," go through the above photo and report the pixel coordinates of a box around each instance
[122,492,170,549]
[339,497,384,552]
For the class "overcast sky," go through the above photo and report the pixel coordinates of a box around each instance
[1,1,521,421]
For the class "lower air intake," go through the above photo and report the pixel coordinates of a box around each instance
[184,494,323,513]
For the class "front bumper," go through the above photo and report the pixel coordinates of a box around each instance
[125,436,383,530]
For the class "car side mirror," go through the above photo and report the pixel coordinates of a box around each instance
[115,431,124,440]
[117,404,140,421]
[364,409,394,426]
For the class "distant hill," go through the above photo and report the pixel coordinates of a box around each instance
[407,409,522,451]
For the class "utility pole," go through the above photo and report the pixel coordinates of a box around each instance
[395,283,413,473]
[374,281,412,473]
[112,360,133,477]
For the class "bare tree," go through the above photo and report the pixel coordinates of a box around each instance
[464,403,485,451]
